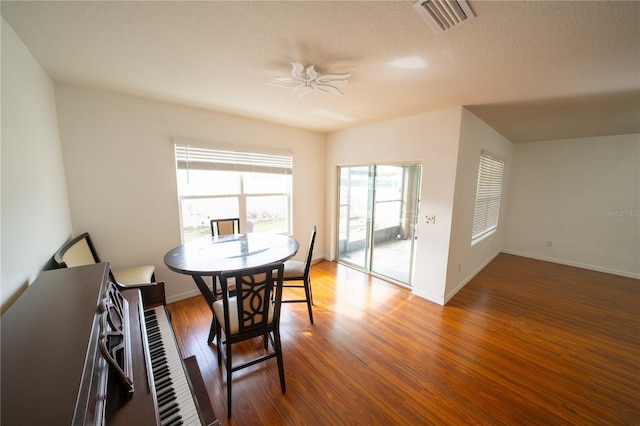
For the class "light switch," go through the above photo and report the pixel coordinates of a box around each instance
[425,215,436,224]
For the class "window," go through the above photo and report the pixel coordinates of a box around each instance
[471,151,505,245]
[175,143,292,243]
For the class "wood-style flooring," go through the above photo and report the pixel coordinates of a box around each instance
[167,253,640,425]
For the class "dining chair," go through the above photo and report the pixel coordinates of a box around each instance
[53,232,165,308]
[213,262,286,418]
[210,217,240,237]
[206,218,241,342]
[281,225,316,323]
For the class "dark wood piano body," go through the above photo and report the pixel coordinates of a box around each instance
[0,263,217,426]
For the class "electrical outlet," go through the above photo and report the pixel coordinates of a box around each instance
[425,215,436,224]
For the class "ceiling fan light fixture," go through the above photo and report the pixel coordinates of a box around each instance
[267,62,351,97]
[413,0,475,33]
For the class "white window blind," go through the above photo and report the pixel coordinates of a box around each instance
[175,144,292,175]
[472,151,505,244]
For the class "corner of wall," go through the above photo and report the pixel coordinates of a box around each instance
[1,17,73,311]
[444,108,514,303]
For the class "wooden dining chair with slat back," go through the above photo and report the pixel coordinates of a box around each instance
[281,225,316,323]
[213,262,286,418]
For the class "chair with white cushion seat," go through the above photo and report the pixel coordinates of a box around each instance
[281,225,316,323]
[206,217,241,342]
[110,264,156,285]
[213,262,286,418]
[54,232,164,308]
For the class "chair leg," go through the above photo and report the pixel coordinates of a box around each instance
[274,330,286,394]
[303,277,314,324]
[226,339,233,418]
[208,317,216,344]
[215,319,222,366]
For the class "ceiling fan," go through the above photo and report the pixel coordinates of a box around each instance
[267,62,351,97]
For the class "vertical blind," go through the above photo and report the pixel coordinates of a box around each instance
[472,151,505,244]
[175,144,292,175]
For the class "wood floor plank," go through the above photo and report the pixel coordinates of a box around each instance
[167,253,640,425]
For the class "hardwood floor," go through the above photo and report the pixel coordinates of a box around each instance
[167,253,640,425]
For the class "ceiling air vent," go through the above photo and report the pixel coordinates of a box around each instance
[413,0,475,33]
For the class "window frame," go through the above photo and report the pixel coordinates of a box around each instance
[174,142,293,242]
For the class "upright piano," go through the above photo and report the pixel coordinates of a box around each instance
[1,263,218,426]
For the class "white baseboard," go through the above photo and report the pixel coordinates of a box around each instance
[166,288,203,304]
[442,250,502,305]
[501,250,640,280]
[411,288,445,306]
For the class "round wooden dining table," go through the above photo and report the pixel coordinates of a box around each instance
[164,233,299,342]
[164,233,299,275]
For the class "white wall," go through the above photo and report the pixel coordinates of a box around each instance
[445,108,513,302]
[53,85,325,302]
[1,18,73,313]
[326,107,463,304]
[504,133,640,278]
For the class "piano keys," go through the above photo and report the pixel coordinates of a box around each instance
[145,306,202,426]
[0,263,218,426]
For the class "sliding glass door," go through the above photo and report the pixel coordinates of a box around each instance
[338,166,372,270]
[337,163,421,285]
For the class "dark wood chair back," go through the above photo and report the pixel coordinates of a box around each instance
[302,225,317,279]
[280,225,317,323]
[210,218,240,237]
[54,232,101,268]
[213,262,286,417]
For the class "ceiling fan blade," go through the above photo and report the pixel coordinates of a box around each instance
[316,73,351,83]
[295,85,315,97]
[291,62,306,80]
[317,84,345,96]
[267,80,302,88]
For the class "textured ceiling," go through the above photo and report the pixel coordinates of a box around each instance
[2,0,639,142]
